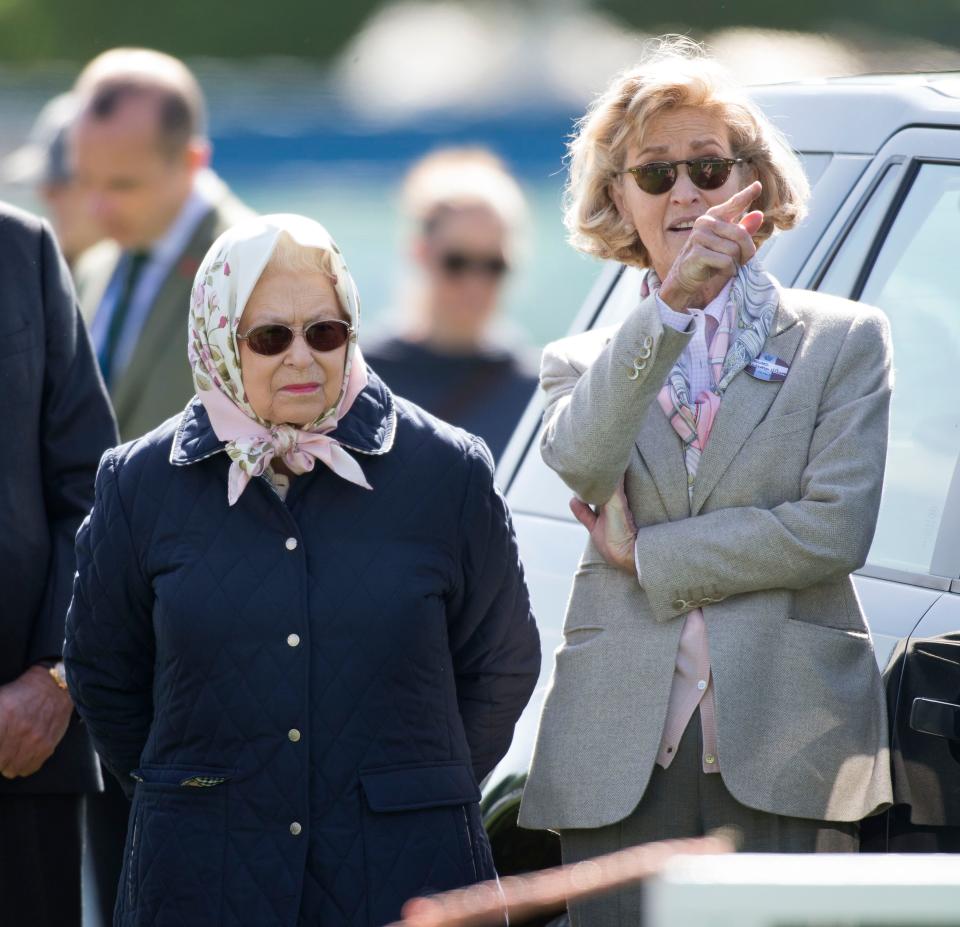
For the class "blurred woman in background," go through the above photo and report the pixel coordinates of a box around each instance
[366,147,538,460]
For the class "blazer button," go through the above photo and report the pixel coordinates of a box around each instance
[285,537,298,551]
[287,633,300,647]
[638,345,652,360]
[288,729,301,742]
[289,821,302,836]
[642,335,654,349]
[672,599,687,611]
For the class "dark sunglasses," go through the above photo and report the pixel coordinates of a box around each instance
[237,319,353,356]
[439,251,509,279]
[617,157,749,195]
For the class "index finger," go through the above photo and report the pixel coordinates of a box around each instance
[706,180,762,223]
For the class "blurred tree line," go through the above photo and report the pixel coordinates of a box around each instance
[0,0,957,65]
[600,0,960,49]
[0,0,382,63]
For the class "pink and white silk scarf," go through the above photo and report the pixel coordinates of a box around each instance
[187,213,373,505]
[646,259,781,493]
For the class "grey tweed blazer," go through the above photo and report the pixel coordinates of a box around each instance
[518,286,894,832]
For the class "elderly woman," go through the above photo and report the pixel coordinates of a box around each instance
[518,39,893,924]
[64,214,540,927]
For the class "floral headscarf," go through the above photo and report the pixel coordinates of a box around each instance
[188,213,372,505]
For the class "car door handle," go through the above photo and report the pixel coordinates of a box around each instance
[910,697,960,741]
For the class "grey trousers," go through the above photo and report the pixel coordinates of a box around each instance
[559,713,858,927]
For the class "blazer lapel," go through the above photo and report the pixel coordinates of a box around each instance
[111,209,218,426]
[636,403,691,519]
[690,295,804,515]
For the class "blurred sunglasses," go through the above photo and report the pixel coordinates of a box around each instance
[439,251,509,279]
[237,319,353,356]
[617,157,748,195]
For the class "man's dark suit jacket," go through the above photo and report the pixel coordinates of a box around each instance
[0,202,118,795]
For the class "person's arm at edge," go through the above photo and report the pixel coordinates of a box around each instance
[448,437,541,784]
[28,218,118,667]
[64,448,154,796]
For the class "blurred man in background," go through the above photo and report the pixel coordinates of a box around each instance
[365,148,538,460]
[1,92,104,266]
[70,47,252,442]
[0,202,117,927]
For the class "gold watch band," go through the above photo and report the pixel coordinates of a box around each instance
[48,661,68,691]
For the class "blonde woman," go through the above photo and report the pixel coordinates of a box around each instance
[519,39,892,925]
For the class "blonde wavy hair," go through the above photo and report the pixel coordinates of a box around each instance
[565,36,810,268]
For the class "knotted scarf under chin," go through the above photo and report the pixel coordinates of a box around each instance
[199,385,372,506]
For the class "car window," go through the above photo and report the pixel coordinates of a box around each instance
[817,163,901,299]
[852,162,960,576]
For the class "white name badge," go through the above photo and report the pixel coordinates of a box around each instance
[745,352,790,382]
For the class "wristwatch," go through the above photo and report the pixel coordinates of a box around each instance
[48,661,68,691]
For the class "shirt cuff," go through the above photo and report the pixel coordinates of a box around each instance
[634,537,644,586]
[656,292,694,332]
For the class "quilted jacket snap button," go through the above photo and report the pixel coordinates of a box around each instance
[285,537,298,551]
[289,821,302,836]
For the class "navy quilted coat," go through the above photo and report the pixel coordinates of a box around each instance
[64,371,540,927]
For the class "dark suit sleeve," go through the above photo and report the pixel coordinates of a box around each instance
[27,221,118,664]
[447,438,540,783]
[64,450,154,796]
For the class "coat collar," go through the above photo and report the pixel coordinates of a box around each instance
[170,366,397,466]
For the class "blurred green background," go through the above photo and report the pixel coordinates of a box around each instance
[2,0,960,63]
